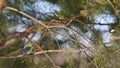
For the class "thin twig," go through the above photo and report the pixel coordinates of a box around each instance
[0,32,23,41]
[0,25,36,50]
[0,48,88,59]
[4,7,48,28]
[4,6,58,67]
[26,37,57,67]
[107,0,120,19]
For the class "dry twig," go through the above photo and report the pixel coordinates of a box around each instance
[0,48,89,59]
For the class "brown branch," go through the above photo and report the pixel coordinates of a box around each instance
[0,38,21,49]
[0,48,88,59]
[4,7,48,28]
[27,37,57,67]
[4,6,58,67]
[0,25,36,50]
[107,0,120,20]
[0,32,23,41]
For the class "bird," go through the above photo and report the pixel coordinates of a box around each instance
[0,0,5,14]
[23,41,33,55]
[110,29,120,39]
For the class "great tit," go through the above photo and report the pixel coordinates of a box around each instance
[23,41,33,55]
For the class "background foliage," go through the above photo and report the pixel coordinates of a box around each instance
[0,0,120,68]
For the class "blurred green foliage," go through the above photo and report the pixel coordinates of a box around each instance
[0,0,120,68]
